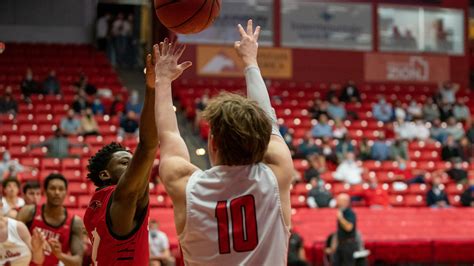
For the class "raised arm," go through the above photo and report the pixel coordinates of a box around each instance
[109,52,159,236]
[153,40,199,233]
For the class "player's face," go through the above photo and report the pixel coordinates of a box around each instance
[25,188,41,205]
[46,179,67,207]
[107,151,132,184]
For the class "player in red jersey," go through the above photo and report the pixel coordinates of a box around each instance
[17,173,84,266]
[83,44,159,265]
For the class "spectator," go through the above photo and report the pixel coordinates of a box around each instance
[126,90,143,114]
[358,137,371,161]
[288,231,309,266]
[339,80,361,103]
[438,102,453,122]
[72,90,90,114]
[327,97,347,120]
[446,158,468,183]
[393,100,407,121]
[96,13,111,51]
[426,176,449,208]
[20,68,40,98]
[74,73,97,96]
[466,120,474,144]
[91,96,105,115]
[296,133,320,159]
[304,155,322,182]
[334,152,363,185]
[413,119,430,141]
[395,119,424,141]
[23,181,41,205]
[194,93,209,131]
[422,97,440,122]
[335,194,357,266]
[441,135,461,161]
[391,139,409,161]
[332,119,348,139]
[371,132,391,161]
[307,178,333,208]
[430,119,447,143]
[407,100,422,120]
[335,134,355,163]
[311,114,332,139]
[373,96,393,122]
[437,81,458,105]
[110,94,125,116]
[42,70,61,95]
[459,137,473,162]
[460,178,474,207]
[308,99,329,120]
[321,139,338,165]
[123,14,136,67]
[0,87,18,115]
[29,128,82,158]
[80,108,100,137]
[119,110,139,137]
[452,98,470,122]
[60,109,81,136]
[2,178,24,217]
[365,176,390,208]
[149,219,174,266]
[112,13,126,67]
[0,151,25,181]
[325,84,338,102]
[445,117,464,141]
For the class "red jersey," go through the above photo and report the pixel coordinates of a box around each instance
[28,204,75,266]
[84,185,150,266]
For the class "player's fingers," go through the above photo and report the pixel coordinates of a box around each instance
[170,40,178,55]
[247,19,253,35]
[237,24,246,37]
[254,26,261,41]
[234,41,240,49]
[175,44,186,59]
[162,37,169,55]
[146,54,152,69]
[178,61,193,71]
[154,44,160,59]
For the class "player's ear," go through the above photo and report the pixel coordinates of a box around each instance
[99,170,111,181]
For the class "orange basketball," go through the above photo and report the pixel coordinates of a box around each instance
[154,0,221,34]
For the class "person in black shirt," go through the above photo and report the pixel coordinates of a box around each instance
[427,176,450,208]
[307,178,333,208]
[287,231,309,266]
[335,193,357,266]
[446,159,468,184]
[461,178,474,207]
[340,80,361,103]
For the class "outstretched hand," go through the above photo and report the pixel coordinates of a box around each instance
[153,38,192,84]
[234,19,261,67]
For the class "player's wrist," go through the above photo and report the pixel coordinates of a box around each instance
[156,78,172,86]
[243,58,258,68]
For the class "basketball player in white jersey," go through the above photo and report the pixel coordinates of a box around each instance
[0,196,45,265]
[154,19,293,265]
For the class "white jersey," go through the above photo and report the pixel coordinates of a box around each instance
[0,218,32,265]
[179,163,290,266]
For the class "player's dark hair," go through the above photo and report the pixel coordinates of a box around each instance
[2,177,20,190]
[87,142,128,187]
[44,173,68,190]
[23,181,40,195]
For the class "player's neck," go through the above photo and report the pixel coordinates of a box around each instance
[44,203,65,216]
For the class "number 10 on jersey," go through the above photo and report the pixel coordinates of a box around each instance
[215,195,259,254]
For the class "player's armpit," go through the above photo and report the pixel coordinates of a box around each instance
[264,135,294,189]
[159,156,199,198]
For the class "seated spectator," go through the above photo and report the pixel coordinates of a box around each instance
[321,138,338,165]
[358,137,371,161]
[407,100,422,120]
[422,97,440,122]
[304,154,321,183]
[110,94,125,116]
[74,73,97,96]
[2,178,24,217]
[126,90,143,114]
[119,110,139,137]
[149,219,175,266]
[393,100,407,121]
[452,98,470,122]
[371,132,391,161]
[437,81,458,105]
[29,128,83,158]
[288,231,309,266]
[336,134,355,163]
[445,117,464,141]
[72,90,90,114]
[60,109,81,136]
[296,133,320,159]
[438,102,453,122]
[0,151,26,181]
[365,176,390,208]
[466,120,474,144]
[441,135,461,161]
[395,119,428,141]
[20,68,40,98]
[460,178,474,207]
[325,84,338,101]
[311,114,332,139]
[427,176,450,208]
[194,93,209,130]
[307,178,333,208]
[391,139,409,161]
[373,96,393,122]
[308,99,329,120]
[0,87,18,115]
[42,69,61,95]
[91,96,105,115]
[333,152,363,185]
[339,80,361,103]
[80,108,100,137]
[22,181,41,205]
[459,137,473,162]
[332,119,348,140]
[430,119,448,143]
[413,119,430,141]
[446,158,467,184]
[327,97,346,120]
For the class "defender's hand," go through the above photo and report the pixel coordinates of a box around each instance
[154,38,192,84]
[234,19,261,67]
[31,228,46,252]
[145,52,156,90]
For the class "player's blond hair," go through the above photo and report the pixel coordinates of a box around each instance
[202,92,271,165]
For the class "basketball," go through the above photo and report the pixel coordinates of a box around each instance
[0,42,5,54]
[154,0,221,34]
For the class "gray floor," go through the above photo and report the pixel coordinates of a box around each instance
[117,68,210,169]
